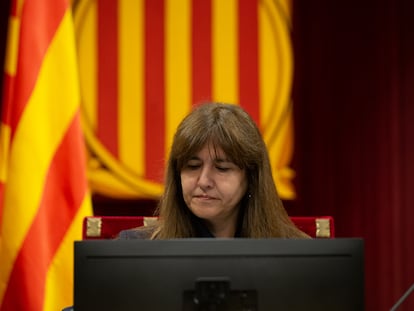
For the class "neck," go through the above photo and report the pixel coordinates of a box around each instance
[205,220,237,238]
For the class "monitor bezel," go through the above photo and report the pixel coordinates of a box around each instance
[74,238,364,311]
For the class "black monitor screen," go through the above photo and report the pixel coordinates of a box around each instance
[74,238,364,311]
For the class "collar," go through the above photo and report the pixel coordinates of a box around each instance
[192,215,243,238]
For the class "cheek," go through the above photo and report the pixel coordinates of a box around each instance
[234,184,247,202]
[221,176,247,203]
[180,173,193,195]
[234,175,248,200]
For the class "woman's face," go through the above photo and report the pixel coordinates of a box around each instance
[180,143,248,236]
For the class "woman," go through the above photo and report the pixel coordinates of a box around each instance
[120,102,308,239]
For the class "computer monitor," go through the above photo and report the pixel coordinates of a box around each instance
[74,238,364,311]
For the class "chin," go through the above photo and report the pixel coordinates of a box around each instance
[191,208,219,221]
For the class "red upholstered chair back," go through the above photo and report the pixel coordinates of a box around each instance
[82,216,334,239]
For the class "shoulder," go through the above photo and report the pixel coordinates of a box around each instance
[117,226,156,240]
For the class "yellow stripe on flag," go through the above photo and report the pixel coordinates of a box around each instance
[165,0,191,152]
[4,16,19,77]
[119,0,145,176]
[0,124,10,185]
[212,0,238,103]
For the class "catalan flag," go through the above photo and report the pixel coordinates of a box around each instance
[74,0,296,200]
[0,0,93,310]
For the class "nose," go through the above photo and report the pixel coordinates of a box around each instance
[197,166,213,190]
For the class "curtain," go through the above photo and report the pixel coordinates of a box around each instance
[290,1,414,310]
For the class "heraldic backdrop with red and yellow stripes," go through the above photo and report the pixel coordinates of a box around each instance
[74,0,296,200]
[0,0,93,310]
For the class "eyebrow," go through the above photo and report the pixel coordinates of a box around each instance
[187,156,231,163]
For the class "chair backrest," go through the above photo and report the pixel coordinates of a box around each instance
[82,215,335,239]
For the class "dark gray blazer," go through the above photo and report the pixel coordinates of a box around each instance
[117,226,155,239]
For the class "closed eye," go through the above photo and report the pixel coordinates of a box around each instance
[184,159,202,170]
[216,166,230,172]
[186,164,201,170]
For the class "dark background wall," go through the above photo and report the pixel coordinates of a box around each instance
[290,1,414,310]
[1,1,414,310]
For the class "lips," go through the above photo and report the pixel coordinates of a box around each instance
[193,194,217,200]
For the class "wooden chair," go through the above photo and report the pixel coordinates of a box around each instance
[82,215,335,239]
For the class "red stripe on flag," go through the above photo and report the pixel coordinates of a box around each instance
[144,0,165,182]
[1,74,13,125]
[192,0,212,106]
[0,114,88,311]
[238,0,260,125]
[97,0,119,157]
[6,0,66,138]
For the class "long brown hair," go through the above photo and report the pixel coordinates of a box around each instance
[152,102,308,239]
